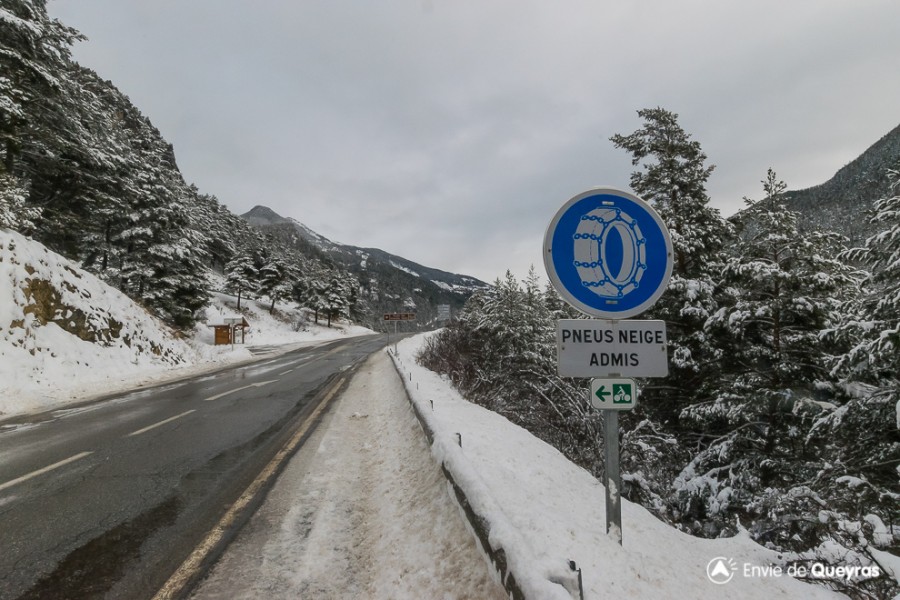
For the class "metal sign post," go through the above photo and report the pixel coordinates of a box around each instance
[384,313,416,353]
[544,187,672,546]
[603,410,621,542]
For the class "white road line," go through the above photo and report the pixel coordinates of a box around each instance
[126,410,196,437]
[279,369,295,375]
[204,380,278,402]
[0,451,94,493]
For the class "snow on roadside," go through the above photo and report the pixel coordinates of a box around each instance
[392,332,846,600]
[0,228,372,419]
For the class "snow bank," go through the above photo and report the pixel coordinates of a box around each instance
[0,228,195,416]
[392,332,844,600]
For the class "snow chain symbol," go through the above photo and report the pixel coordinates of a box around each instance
[572,206,647,299]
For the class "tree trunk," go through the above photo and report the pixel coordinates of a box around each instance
[101,221,111,271]
[3,139,14,174]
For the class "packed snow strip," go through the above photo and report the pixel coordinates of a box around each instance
[393,332,845,600]
[191,350,505,600]
[0,228,371,419]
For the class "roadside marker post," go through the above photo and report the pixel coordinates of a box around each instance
[544,187,672,546]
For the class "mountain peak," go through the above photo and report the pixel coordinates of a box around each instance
[241,205,289,226]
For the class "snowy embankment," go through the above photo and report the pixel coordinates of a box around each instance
[391,332,846,600]
[0,228,370,419]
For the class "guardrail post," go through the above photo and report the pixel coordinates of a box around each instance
[569,560,584,600]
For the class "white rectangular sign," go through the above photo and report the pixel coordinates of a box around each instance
[557,319,668,377]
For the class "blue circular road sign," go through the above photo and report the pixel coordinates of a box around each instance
[544,187,673,319]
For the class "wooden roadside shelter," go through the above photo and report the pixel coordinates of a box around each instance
[210,316,249,345]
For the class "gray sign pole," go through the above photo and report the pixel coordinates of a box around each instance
[603,409,622,545]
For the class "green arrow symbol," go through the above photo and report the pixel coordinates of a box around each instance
[595,385,611,403]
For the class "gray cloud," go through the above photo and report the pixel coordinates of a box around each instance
[51,0,900,283]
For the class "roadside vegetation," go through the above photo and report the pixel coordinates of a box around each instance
[420,109,900,599]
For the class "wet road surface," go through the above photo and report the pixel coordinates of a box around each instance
[0,334,386,600]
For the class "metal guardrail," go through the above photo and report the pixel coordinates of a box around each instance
[388,348,584,600]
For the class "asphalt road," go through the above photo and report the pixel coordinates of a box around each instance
[0,334,387,600]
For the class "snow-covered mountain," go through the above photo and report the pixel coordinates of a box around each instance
[241,205,489,326]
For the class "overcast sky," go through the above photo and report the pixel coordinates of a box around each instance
[50,0,900,284]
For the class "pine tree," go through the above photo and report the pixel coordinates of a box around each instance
[610,107,729,279]
[257,256,291,314]
[224,253,258,310]
[324,275,349,327]
[834,163,900,384]
[187,190,238,272]
[0,0,83,174]
[293,268,330,325]
[678,169,855,538]
[610,107,731,425]
[110,152,208,329]
[816,164,900,561]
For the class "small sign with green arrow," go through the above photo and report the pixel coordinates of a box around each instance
[590,378,637,411]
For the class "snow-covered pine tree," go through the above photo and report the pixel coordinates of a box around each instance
[610,108,730,426]
[112,148,208,329]
[0,0,82,175]
[295,269,331,325]
[542,280,583,321]
[224,252,258,310]
[479,268,557,414]
[343,273,365,322]
[833,163,900,388]
[680,169,855,539]
[812,163,900,574]
[187,190,239,272]
[324,275,351,327]
[257,256,291,314]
